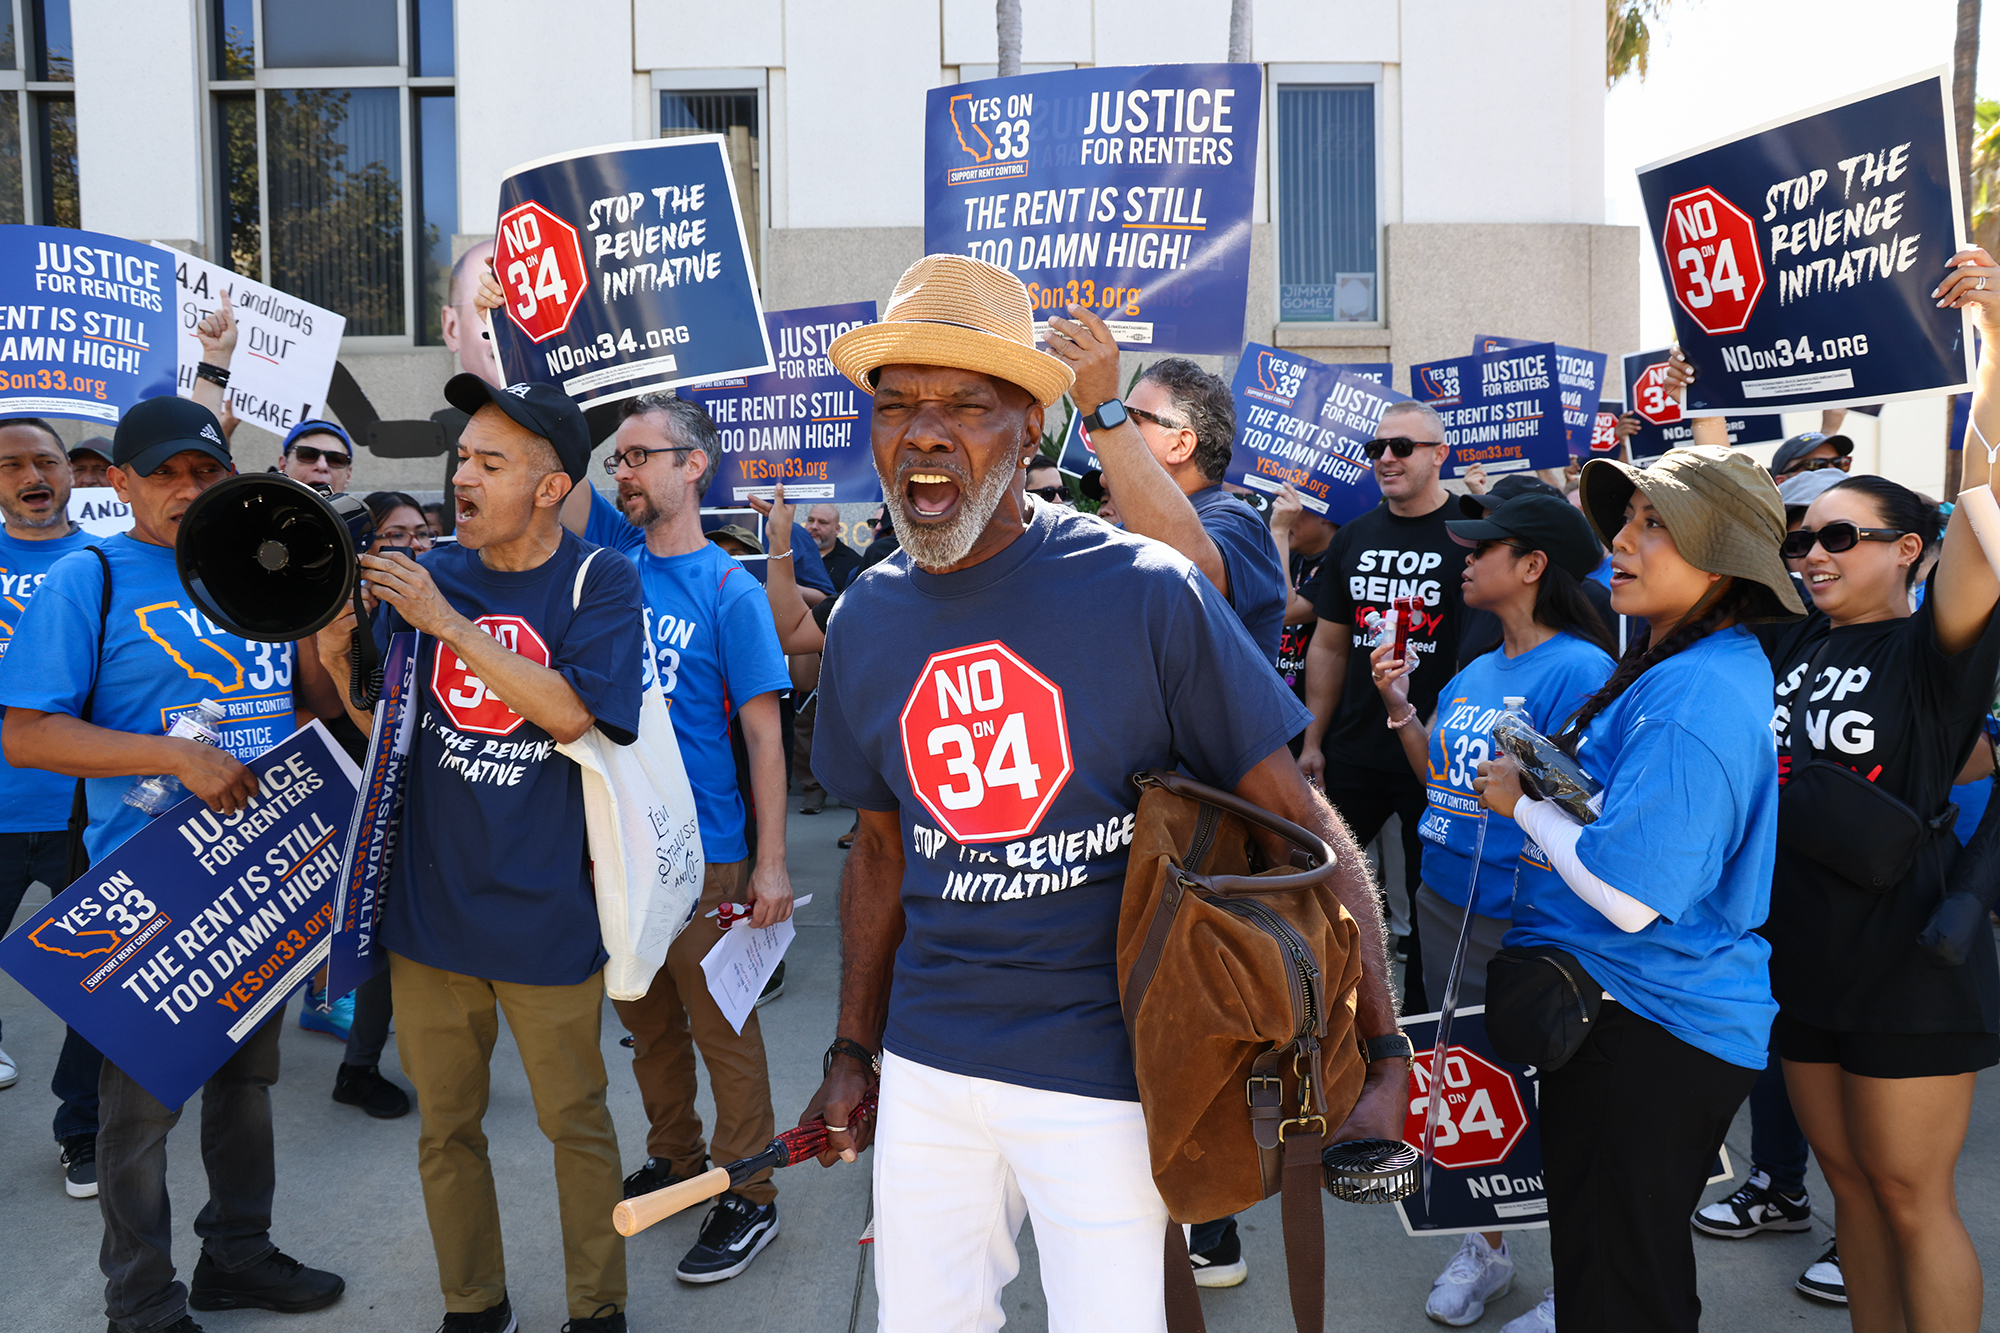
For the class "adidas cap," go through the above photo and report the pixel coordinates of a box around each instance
[112,395,232,477]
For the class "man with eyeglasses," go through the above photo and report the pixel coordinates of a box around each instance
[278,420,355,492]
[1769,431,1854,484]
[1025,454,1072,509]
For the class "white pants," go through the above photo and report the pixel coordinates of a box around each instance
[872,1051,1170,1333]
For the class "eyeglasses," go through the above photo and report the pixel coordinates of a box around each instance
[1787,456,1854,474]
[1472,538,1532,559]
[603,445,696,474]
[1028,485,1070,503]
[289,444,351,468]
[1779,520,1909,560]
[374,526,433,549]
[1127,405,1188,432]
[1362,437,1445,460]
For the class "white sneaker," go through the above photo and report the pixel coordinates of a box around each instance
[1426,1233,1514,1325]
[0,1045,17,1089]
[1500,1287,1555,1332]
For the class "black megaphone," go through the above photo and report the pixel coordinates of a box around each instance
[175,473,383,706]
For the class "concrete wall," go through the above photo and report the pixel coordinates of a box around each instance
[73,0,206,244]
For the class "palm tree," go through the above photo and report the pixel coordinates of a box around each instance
[1229,0,1252,62]
[997,0,1021,78]
[1606,0,1671,88]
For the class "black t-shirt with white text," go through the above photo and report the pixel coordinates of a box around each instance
[1762,581,2000,1034]
[1277,545,1329,701]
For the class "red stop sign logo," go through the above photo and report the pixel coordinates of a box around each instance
[496,201,588,344]
[1404,1046,1530,1170]
[1663,186,1765,336]
[432,615,551,736]
[1590,408,1621,453]
[899,641,1074,843]
[1631,360,1683,426]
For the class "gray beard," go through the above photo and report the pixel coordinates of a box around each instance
[882,458,1018,571]
[2,501,68,531]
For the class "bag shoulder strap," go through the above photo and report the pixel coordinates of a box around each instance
[79,544,111,723]
[571,547,603,611]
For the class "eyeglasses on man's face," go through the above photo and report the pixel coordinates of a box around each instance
[290,444,351,468]
[604,445,696,474]
[1127,406,1189,432]
[1362,437,1445,461]
[1028,484,1070,503]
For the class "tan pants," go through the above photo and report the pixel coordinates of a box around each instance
[390,953,626,1317]
[611,858,778,1204]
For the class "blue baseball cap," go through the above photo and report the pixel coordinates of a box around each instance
[282,419,353,454]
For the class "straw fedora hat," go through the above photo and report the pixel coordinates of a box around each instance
[829,254,1075,408]
[1579,444,1805,623]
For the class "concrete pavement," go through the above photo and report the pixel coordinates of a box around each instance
[3,807,1996,1331]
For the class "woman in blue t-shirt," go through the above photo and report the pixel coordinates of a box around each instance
[1472,445,1803,1333]
[1368,491,1614,1326]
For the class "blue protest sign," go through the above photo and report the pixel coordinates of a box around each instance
[1411,346,1567,478]
[0,723,360,1108]
[1055,409,1097,476]
[1622,348,1786,463]
[327,634,419,997]
[1226,343,1390,523]
[1473,335,1607,455]
[1339,362,1393,388]
[687,302,881,505]
[1637,69,1971,414]
[924,64,1261,356]
[491,137,773,409]
[0,226,177,425]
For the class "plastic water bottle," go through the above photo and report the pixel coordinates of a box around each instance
[124,699,228,815]
[1499,696,1531,733]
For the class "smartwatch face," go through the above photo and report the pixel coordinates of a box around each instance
[1093,400,1128,430]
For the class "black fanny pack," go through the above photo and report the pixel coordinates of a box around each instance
[1483,946,1603,1072]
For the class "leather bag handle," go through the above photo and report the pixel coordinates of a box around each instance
[1134,770,1337,894]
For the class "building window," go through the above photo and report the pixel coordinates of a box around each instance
[206,0,456,344]
[660,90,759,279]
[0,0,75,226]
[1276,84,1378,323]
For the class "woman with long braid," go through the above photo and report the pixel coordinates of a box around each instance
[1472,444,1804,1332]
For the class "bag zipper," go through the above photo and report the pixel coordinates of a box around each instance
[1540,952,1590,1028]
[1184,802,1220,875]
[1219,897,1322,1039]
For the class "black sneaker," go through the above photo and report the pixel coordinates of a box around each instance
[60,1132,97,1199]
[333,1062,412,1119]
[1796,1241,1845,1304]
[561,1305,625,1333]
[437,1295,516,1332]
[756,961,786,1008]
[187,1249,344,1313]
[107,1318,204,1333]
[1189,1218,1248,1288]
[675,1192,779,1283]
[1691,1169,1812,1238]
[622,1154,707,1199]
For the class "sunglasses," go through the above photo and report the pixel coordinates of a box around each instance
[290,444,351,467]
[1779,520,1909,560]
[1127,405,1188,432]
[1788,456,1853,474]
[1363,437,1444,460]
[1028,485,1070,503]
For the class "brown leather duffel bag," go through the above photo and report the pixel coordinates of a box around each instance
[1118,769,1366,1333]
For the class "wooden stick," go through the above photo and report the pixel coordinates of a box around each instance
[613,1165,732,1237]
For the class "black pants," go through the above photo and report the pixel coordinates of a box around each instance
[1542,1003,1758,1332]
[1321,768,1429,1014]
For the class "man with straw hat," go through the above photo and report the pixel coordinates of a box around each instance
[797,255,1410,1330]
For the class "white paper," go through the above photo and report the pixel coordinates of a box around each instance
[153,244,346,435]
[67,487,133,536]
[700,894,811,1034]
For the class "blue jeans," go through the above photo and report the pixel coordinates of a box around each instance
[0,827,103,1140]
[1748,1048,1810,1197]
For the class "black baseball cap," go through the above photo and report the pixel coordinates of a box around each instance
[444,373,590,484]
[1770,431,1852,476]
[1458,472,1564,518]
[69,437,112,462]
[112,396,231,476]
[1446,492,1601,579]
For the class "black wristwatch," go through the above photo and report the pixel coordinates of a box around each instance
[824,1036,880,1080]
[1361,1031,1416,1064]
[1083,398,1129,432]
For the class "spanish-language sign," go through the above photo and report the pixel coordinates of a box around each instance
[1410,345,1566,478]
[491,137,773,409]
[152,244,345,435]
[326,633,418,997]
[0,226,177,424]
[1622,348,1786,462]
[0,723,360,1108]
[924,64,1261,356]
[1226,343,1392,522]
[1637,68,1971,414]
[1473,335,1607,455]
[67,487,134,536]
[688,302,882,505]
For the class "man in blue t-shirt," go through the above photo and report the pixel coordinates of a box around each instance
[319,375,644,1333]
[802,256,1409,1332]
[0,391,348,1331]
[1052,352,1287,665]
[579,391,796,1285]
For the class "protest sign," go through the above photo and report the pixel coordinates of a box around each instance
[0,723,361,1108]
[0,226,177,425]
[1473,335,1607,454]
[326,633,419,996]
[1411,345,1567,478]
[924,64,1261,356]
[687,302,881,505]
[1393,1007,1732,1236]
[1622,348,1786,463]
[1637,69,1971,414]
[1338,362,1393,388]
[1590,400,1623,456]
[1055,409,1097,476]
[67,487,134,536]
[1226,343,1391,523]
[491,137,772,409]
[152,244,344,434]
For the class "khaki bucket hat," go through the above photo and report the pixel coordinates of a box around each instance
[829,254,1076,408]
[1580,444,1805,623]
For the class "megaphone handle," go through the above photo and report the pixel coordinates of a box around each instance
[348,581,384,711]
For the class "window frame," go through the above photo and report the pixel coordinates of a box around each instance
[0,0,76,226]
[650,68,767,287]
[200,0,456,352]
[1267,63,1387,331]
